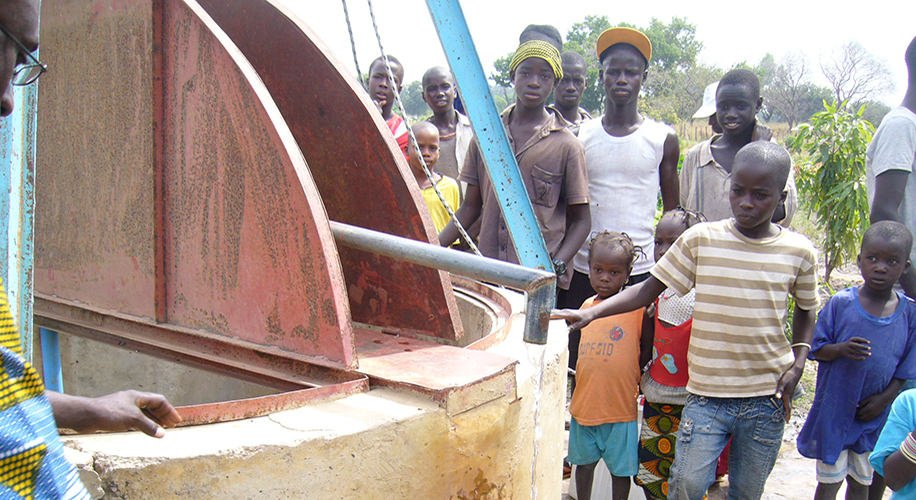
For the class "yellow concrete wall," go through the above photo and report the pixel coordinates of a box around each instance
[63,296,569,500]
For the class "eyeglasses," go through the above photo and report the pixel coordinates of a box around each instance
[0,24,47,86]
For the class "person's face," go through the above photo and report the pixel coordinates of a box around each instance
[715,83,761,138]
[422,70,455,115]
[408,126,440,171]
[511,57,556,109]
[367,60,402,109]
[0,0,41,117]
[600,45,646,107]
[654,215,684,263]
[729,159,786,238]
[588,244,631,299]
[858,238,911,293]
[554,61,587,110]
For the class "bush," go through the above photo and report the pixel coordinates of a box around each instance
[790,100,874,281]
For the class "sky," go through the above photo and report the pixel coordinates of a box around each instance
[281,0,911,108]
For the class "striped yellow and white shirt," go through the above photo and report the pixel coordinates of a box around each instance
[651,219,820,398]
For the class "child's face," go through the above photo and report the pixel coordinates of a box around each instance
[511,57,556,109]
[589,245,631,299]
[654,215,684,263]
[408,127,440,171]
[729,159,786,238]
[554,62,587,110]
[367,60,403,109]
[858,238,910,293]
[600,45,646,107]
[715,82,761,138]
[422,70,456,115]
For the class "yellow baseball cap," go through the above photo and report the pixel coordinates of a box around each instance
[596,27,652,63]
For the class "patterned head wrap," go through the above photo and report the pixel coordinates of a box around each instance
[509,40,563,80]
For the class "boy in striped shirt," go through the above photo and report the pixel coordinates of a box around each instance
[554,141,819,500]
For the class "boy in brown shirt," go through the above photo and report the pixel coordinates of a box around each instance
[438,24,590,288]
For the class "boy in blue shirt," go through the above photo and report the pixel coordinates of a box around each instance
[798,221,916,500]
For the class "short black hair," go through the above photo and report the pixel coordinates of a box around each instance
[906,35,916,84]
[369,55,404,82]
[863,221,914,258]
[660,207,707,231]
[588,231,644,267]
[421,66,453,88]
[561,51,586,69]
[519,24,563,51]
[598,43,648,70]
[733,141,792,191]
[718,68,761,100]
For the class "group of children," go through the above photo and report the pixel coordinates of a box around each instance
[366,22,916,500]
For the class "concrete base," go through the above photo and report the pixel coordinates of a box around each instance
[60,287,569,499]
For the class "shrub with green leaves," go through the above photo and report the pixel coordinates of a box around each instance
[790,100,875,281]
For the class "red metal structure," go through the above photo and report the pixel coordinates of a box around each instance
[33,0,474,415]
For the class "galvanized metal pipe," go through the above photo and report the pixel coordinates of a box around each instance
[330,222,555,343]
[423,0,554,274]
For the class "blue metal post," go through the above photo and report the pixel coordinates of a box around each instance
[39,328,63,392]
[0,79,38,361]
[424,0,554,275]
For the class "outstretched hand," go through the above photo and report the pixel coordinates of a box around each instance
[551,308,592,332]
[48,390,182,438]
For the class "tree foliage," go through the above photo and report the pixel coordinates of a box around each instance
[790,100,875,281]
[821,41,896,107]
[399,80,428,117]
[762,52,813,129]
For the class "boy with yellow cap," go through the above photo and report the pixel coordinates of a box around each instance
[439,25,590,289]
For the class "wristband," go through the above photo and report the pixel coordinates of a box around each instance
[900,433,916,464]
[791,342,811,350]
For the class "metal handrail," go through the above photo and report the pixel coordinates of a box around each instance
[330,222,556,344]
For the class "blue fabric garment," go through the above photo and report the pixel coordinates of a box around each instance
[0,279,90,499]
[798,287,916,465]
[871,389,916,499]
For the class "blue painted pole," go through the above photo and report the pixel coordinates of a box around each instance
[0,74,38,361]
[423,0,553,274]
[39,328,63,392]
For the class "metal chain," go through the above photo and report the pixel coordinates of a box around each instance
[365,0,482,257]
[340,0,365,89]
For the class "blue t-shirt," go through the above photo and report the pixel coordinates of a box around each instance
[871,389,916,499]
[798,287,916,464]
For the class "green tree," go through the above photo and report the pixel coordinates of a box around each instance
[489,53,515,108]
[399,80,428,117]
[641,17,702,72]
[790,100,875,281]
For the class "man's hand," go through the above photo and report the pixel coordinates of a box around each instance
[48,390,182,438]
[775,364,804,423]
[858,391,895,422]
[839,337,872,360]
[551,308,592,332]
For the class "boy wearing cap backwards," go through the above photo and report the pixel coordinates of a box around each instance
[680,70,797,225]
[438,25,590,289]
[550,50,592,136]
[558,27,679,379]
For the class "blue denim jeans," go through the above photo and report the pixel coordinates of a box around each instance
[668,394,785,500]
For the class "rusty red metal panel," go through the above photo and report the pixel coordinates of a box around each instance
[195,0,464,342]
[157,0,356,367]
[35,0,158,318]
[35,0,358,370]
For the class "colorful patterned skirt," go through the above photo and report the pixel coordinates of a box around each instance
[635,402,682,500]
